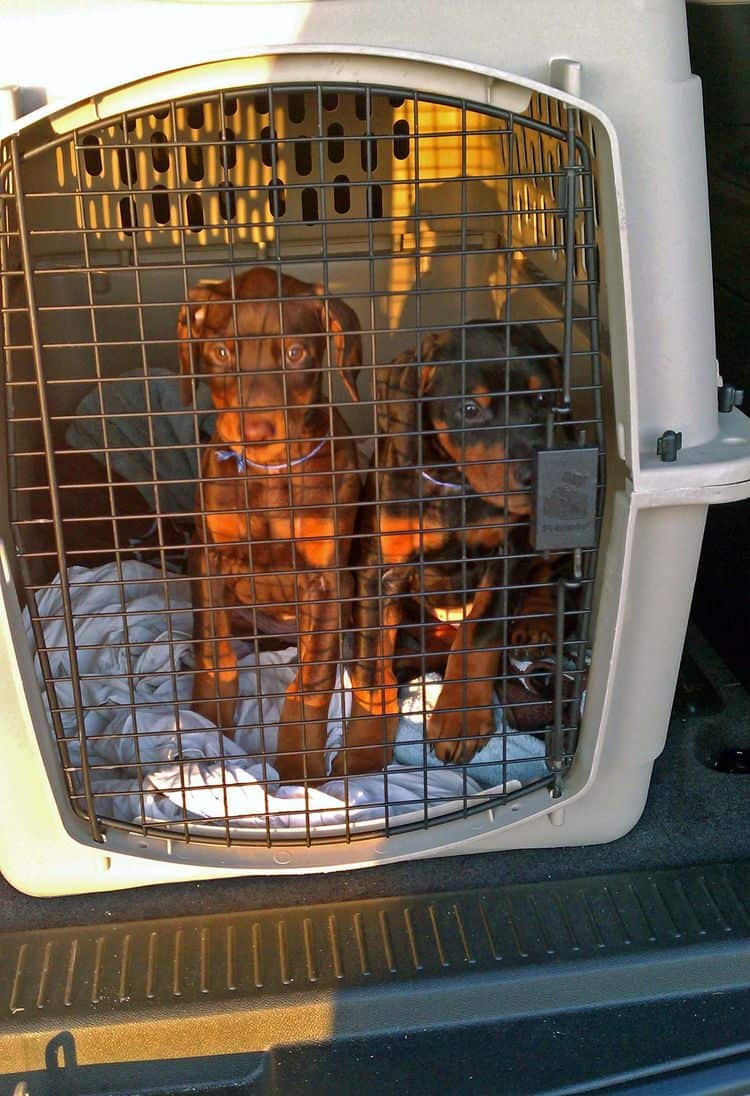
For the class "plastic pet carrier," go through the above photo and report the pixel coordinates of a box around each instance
[1,0,749,895]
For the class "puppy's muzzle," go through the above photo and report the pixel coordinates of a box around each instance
[241,414,276,443]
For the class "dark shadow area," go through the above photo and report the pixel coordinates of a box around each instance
[273,997,750,1096]
[688,2,750,691]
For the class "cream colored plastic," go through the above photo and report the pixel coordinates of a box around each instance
[1,0,749,895]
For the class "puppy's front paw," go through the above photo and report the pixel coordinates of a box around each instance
[336,689,399,775]
[276,687,328,782]
[427,687,495,764]
[510,616,556,660]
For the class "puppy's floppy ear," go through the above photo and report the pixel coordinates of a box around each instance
[375,348,420,466]
[177,283,227,405]
[509,322,563,390]
[418,329,457,395]
[314,289,362,402]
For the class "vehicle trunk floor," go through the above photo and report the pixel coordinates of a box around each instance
[4,623,750,1093]
[5,840,750,1090]
[1,621,749,933]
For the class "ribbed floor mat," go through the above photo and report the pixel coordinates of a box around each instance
[3,860,750,1092]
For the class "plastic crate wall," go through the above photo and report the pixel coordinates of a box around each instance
[0,0,749,895]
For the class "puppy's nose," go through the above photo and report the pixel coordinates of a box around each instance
[242,416,275,442]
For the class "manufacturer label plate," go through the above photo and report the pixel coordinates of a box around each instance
[532,445,599,551]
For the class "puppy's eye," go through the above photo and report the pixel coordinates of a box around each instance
[286,343,306,364]
[462,399,481,420]
[214,344,230,363]
[536,390,557,408]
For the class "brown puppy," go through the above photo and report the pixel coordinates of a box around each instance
[178,267,362,782]
[345,321,562,773]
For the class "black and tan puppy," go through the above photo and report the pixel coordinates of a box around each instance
[344,321,562,773]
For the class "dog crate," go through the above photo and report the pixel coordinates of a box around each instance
[1,1,750,896]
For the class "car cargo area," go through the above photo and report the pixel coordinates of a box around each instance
[4,624,750,1094]
[3,1,750,1093]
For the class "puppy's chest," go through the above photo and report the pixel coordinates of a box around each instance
[205,491,297,610]
[204,494,296,553]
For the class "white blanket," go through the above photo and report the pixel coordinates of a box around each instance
[25,562,547,835]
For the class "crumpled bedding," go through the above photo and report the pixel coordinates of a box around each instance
[24,562,549,834]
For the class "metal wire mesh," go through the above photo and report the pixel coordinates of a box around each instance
[0,82,605,846]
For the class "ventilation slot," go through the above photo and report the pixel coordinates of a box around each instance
[118,195,137,235]
[361,138,378,174]
[301,187,319,223]
[186,193,204,232]
[295,139,313,177]
[186,102,205,129]
[151,185,170,225]
[333,175,351,214]
[260,126,277,168]
[151,132,170,173]
[268,178,286,219]
[287,93,306,123]
[117,147,137,186]
[393,119,410,160]
[219,129,237,172]
[219,183,236,222]
[81,135,102,177]
[185,145,204,182]
[368,184,383,219]
[327,123,345,163]
[354,93,369,121]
